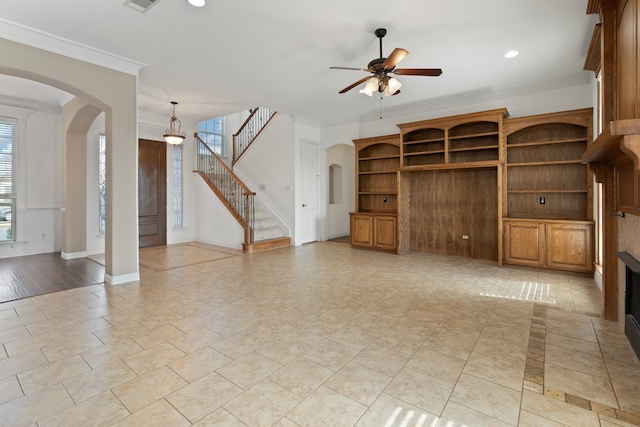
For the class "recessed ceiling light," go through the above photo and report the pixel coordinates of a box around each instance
[504,50,520,59]
[187,0,206,6]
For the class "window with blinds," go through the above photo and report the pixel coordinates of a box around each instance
[0,118,16,241]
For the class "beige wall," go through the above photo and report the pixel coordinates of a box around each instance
[0,37,140,284]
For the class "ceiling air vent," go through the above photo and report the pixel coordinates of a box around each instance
[123,0,159,13]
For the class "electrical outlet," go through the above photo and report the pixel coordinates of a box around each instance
[462,235,469,240]
[539,196,545,204]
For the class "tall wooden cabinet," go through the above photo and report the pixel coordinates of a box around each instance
[350,134,400,252]
[349,108,594,273]
[503,109,594,273]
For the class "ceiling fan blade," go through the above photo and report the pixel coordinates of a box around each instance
[382,48,409,70]
[393,68,443,76]
[330,66,369,72]
[339,76,373,94]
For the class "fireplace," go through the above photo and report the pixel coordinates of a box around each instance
[616,251,640,360]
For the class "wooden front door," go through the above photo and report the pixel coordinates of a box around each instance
[138,139,166,248]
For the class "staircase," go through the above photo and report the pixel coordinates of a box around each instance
[195,134,290,253]
[232,107,276,165]
[246,208,289,253]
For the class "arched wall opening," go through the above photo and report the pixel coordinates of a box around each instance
[0,37,140,284]
[325,143,355,240]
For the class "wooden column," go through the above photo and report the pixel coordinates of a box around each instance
[600,0,617,125]
[593,163,618,320]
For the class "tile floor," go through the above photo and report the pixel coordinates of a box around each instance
[1,241,639,426]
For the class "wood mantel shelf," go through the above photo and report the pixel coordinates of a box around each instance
[582,119,640,171]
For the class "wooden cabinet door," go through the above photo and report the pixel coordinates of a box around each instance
[373,216,397,251]
[504,221,545,267]
[545,223,593,272]
[350,214,373,248]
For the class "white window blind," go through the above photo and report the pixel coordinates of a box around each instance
[0,118,15,196]
[0,118,16,242]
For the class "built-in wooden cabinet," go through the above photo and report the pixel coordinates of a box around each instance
[502,109,594,272]
[398,109,507,168]
[504,219,594,272]
[350,135,400,252]
[350,108,594,273]
[350,213,397,252]
[354,134,400,214]
[504,220,546,267]
[504,109,591,220]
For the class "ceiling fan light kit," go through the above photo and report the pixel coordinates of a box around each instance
[331,28,442,97]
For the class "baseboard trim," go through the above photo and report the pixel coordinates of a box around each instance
[105,272,140,285]
[61,251,88,260]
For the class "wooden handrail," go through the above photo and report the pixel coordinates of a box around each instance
[232,107,277,165]
[233,108,259,139]
[195,133,255,196]
[195,133,256,245]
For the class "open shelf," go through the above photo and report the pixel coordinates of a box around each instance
[449,144,498,152]
[507,189,588,194]
[359,154,400,161]
[505,114,591,221]
[507,160,584,167]
[508,137,587,147]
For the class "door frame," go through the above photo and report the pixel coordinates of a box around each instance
[297,138,321,245]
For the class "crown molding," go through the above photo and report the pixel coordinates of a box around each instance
[294,114,320,128]
[321,72,593,128]
[0,103,37,119]
[0,18,146,76]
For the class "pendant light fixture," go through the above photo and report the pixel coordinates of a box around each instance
[164,101,186,145]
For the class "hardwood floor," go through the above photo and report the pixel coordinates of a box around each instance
[0,253,104,303]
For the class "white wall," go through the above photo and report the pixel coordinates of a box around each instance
[233,113,297,242]
[193,177,244,249]
[0,104,63,258]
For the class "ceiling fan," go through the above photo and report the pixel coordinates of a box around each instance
[330,28,442,97]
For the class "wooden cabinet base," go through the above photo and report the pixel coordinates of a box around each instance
[504,219,594,273]
[350,213,397,253]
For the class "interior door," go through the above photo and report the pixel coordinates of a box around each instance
[138,139,167,248]
[300,140,320,243]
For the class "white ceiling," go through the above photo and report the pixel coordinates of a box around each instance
[0,0,597,124]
